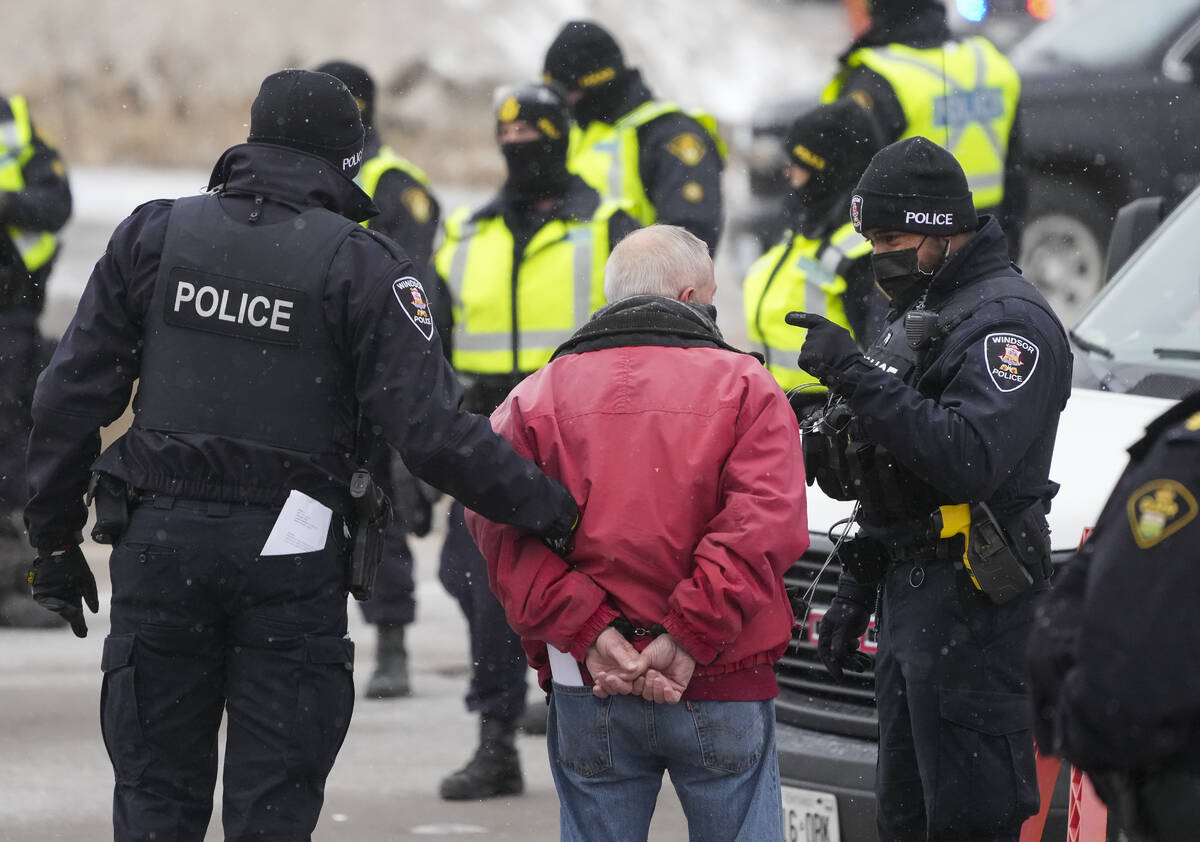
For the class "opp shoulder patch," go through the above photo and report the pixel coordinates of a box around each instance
[984,332,1039,392]
[400,187,432,224]
[392,276,434,341]
[666,133,706,166]
[1126,478,1198,549]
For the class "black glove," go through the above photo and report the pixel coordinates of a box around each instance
[816,596,873,682]
[785,311,868,389]
[541,500,581,558]
[28,544,99,638]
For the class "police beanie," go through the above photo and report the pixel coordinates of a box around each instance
[850,136,977,235]
[314,60,376,129]
[784,99,883,186]
[543,20,626,91]
[247,69,365,177]
[494,83,570,142]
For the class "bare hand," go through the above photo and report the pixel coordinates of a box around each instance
[586,627,647,698]
[633,634,696,704]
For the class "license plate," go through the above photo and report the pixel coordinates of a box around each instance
[781,785,840,842]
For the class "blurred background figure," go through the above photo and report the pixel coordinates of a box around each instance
[542,20,726,254]
[316,58,444,700]
[822,0,1026,256]
[742,98,885,418]
[430,81,638,801]
[0,90,71,628]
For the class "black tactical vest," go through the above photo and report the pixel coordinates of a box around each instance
[807,274,1065,523]
[135,194,358,453]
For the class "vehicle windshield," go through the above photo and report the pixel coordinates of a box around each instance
[1011,0,1198,70]
[1073,189,1200,374]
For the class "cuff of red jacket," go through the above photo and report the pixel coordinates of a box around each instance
[567,603,621,661]
[662,609,720,666]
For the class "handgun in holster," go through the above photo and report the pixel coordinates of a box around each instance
[88,472,132,545]
[934,502,1032,604]
[347,467,392,601]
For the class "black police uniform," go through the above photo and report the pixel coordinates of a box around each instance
[810,216,1071,840]
[24,142,576,841]
[355,123,442,638]
[433,175,638,727]
[0,95,70,571]
[1030,392,1200,842]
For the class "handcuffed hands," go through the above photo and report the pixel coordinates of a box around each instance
[586,628,697,705]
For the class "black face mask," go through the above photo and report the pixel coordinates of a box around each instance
[501,138,569,202]
[871,238,946,303]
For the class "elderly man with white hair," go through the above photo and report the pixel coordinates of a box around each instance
[467,224,809,841]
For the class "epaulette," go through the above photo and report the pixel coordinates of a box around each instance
[1128,388,1200,460]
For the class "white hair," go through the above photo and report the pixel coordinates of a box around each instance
[603,225,714,302]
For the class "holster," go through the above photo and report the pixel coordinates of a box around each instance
[88,472,132,545]
[347,468,392,601]
[935,502,1033,604]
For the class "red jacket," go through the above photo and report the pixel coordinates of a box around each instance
[466,324,809,700]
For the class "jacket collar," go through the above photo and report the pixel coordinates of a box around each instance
[470,174,601,224]
[553,295,748,359]
[206,143,378,223]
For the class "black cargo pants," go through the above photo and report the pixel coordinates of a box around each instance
[102,496,354,842]
[873,557,1042,841]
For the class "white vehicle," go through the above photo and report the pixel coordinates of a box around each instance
[774,185,1200,842]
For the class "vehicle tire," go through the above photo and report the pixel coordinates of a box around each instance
[1019,176,1113,328]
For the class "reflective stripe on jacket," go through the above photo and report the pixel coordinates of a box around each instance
[823,37,1019,209]
[743,222,870,392]
[0,95,57,270]
[435,203,621,374]
[568,100,725,225]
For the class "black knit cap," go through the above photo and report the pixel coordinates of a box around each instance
[850,136,977,235]
[784,99,883,190]
[314,60,376,129]
[543,20,626,92]
[494,82,569,142]
[247,69,365,177]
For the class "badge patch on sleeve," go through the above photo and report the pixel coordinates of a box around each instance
[1126,478,1197,548]
[667,133,706,166]
[392,276,434,341]
[984,332,1039,392]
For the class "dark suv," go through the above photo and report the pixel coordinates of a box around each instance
[731,0,1200,327]
[776,186,1200,841]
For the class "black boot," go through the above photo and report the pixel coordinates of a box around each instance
[365,624,411,699]
[439,716,524,800]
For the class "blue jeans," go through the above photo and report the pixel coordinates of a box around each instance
[548,685,783,842]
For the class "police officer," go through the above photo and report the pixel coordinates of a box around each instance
[542,20,725,253]
[791,137,1070,840]
[1029,392,1200,842]
[431,82,638,801]
[742,99,885,415]
[0,92,70,627]
[23,69,579,842]
[316,58,443,700]
[823,0,1026,255]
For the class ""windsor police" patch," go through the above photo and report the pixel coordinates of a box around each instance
[393,276,434,341]
[984,332,1039,392]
